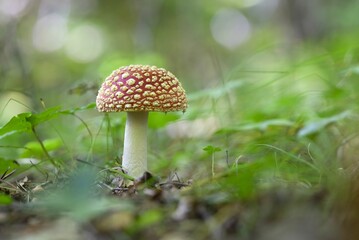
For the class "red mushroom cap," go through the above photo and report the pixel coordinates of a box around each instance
[96,65,188,112]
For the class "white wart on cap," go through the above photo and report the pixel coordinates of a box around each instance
[96,65,188,112]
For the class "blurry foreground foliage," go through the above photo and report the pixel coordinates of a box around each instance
[1,0,359,239]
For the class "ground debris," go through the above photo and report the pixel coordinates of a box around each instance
[0,168,355,240]
[110,171,191,200]
[93,210,135,232]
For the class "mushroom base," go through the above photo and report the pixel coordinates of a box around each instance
[122,111,148,178]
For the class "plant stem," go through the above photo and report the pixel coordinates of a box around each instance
[212,153,215,177]
[31,126,58,167]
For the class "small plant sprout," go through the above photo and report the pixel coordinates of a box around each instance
[96,65,188,178]
[203,145,222,177]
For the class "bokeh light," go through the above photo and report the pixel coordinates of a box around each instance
[0,0,29,20]
[0,92,31,124]
[32,13,68,52]
[210,8,252,49]
[64,24,105,63]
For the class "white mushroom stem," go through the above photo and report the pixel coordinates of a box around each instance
[122,111,148,178]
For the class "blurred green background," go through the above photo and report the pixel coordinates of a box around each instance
[1,0,359,178]
[1,0,358,111]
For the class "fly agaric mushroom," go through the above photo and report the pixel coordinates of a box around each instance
[96,65,188,178]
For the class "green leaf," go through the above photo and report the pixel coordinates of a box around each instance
[219,159,274,200]
[26,106,61,126]
[60,102,96,114]
[297,111,351,137]
[136,209,163,229]
[0,158,19,173]
[342,65,359,76]
[0,113,32,139]
[259,144,319,171]
[203,145,221,154]
[0,106,64,139]
[217,119,294,134]
[21,138,63,158]
[0,193,12,205]
[41,168,134,221]
[148,112,181,129]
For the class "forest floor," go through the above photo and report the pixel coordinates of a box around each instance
[1,168,358,240]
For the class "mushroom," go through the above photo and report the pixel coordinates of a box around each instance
[96,65,188,178]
